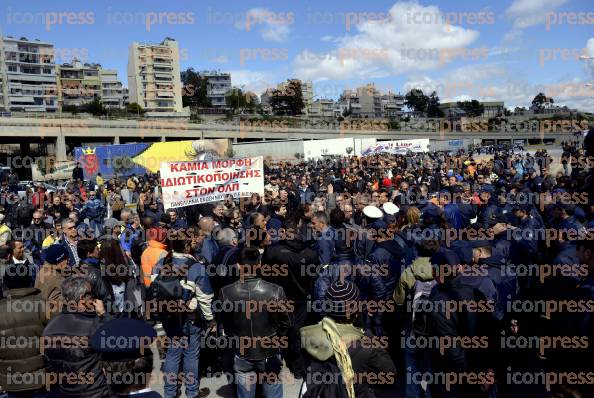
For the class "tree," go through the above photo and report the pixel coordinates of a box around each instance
[82,98,105,116]
[404,89,429,114]
[342,105,352,117]
[456,100,484,117]
[127,103,145,115]
[62,105,79,114]
[226,88,247,114]
[531,93,551,112]
[269,79,305,116]
[426,91,443,117]
[181,68,211,108]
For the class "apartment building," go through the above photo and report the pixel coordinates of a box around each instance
[57,60,102,108]
[338,84,403,118]
[0,36,58,112]
[301,80,313,116]
[380,93,405,118]
[199,71,231,107]
[127,38,184,115]
[57,60,126,109]
[440,101,505,118]
[101,69,125,109]
[482,101,505,118]
[309,98,335,118]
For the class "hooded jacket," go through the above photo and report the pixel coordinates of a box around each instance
[393,256,434,305]
[0,288,47,393]
[301,320,397,398]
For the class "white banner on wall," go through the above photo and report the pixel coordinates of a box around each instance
[160,156,264,209]
[361,139,430,155]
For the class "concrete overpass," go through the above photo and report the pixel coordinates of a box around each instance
[0,116,575,161]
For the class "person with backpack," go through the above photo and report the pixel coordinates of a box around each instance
[151,231,214,398]
[427,249,497,398]
[393,239,439,398]
[300,280,397,398]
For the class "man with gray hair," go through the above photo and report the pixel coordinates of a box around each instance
[58,217,79,267]
[212,228,240,295]
[198,216,219,263]
[42,276,109,398]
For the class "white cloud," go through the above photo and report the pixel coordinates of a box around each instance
[504,0,567,41]
[229,70,277,94]
[236,8,292,43]
[293,1,480,81]
[321,35,334,42]
[402,63,594,111]
[585,38,594,79]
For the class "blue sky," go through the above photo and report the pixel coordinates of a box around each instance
[1,0,593,109]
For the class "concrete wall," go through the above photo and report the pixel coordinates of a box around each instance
[233,139,304,160]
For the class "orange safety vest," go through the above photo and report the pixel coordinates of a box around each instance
[140,240,168,287]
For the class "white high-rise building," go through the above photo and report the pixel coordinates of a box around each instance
[101,69,125,109]
[127,37,184,115]
[0,36,58,112]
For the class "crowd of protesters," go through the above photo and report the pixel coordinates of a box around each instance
[0,131,593,398]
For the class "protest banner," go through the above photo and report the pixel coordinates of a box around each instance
[361,139,430,155]
[160,156,264,209]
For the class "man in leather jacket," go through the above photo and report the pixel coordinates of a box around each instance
[42,276,110,398]
[217,246,292,398]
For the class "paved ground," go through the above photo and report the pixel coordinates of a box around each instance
[149,344,302,397]
[148,145,568,398]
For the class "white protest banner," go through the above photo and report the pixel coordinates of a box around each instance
[160,156,264,209]
[361,139,430,155]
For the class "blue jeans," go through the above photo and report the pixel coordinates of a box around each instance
[162,321,201,398]
[6,389,57,398]
[405,343,432,398]
[233,355,283,398]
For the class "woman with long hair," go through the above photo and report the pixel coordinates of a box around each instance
[100,238,145,318]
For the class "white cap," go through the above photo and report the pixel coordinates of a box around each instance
[363,205,383,219]
[382,202,399,215]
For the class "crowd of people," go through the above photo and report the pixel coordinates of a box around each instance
[0,131,593,398]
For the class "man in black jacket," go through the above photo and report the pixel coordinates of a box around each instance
[427,249,496,398]
[261,217,319,377]
[42,276,110,398]
[72,163,84,183]
[217,246,292,398]
[76,239,111,311]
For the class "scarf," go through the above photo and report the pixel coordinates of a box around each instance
[321,317,356,398]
